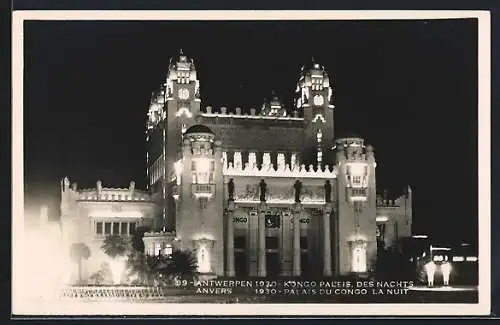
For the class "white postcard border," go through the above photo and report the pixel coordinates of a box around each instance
[12,10,491,316]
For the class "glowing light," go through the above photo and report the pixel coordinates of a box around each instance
[197,246,211,273]
[466,256,478,262]
[108,256,127,285]
[412,235,428,239]
[174,160,183,185]
[248,152,257,168]
[291,153,297,167]
[452,256,465,262]
[224,160,337,179]
[277,153,285,169]
[430,246,451,251]
[200,112,303,121]
[441,262,452,286]
[316,130,322,143]
[424,261,437,286]
[175,107,192,118]
[312,114,326,123]
[376,216,389,222]
[433,255,444,262]
[263,153,271,167]
[234,152,242,168]
[234,198,326,205]
[193,157,211,184]
[351,244,367,273]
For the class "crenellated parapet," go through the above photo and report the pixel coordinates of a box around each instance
[62,178,153,202]
[223,159,337,179]
[201,105,303,121]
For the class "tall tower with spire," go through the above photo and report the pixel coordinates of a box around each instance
[295,58,335,167]
[146,50,202,232]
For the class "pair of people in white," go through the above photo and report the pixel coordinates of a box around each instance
[424,261,452,286]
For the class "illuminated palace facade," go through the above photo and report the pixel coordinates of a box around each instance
[59,52,412,280]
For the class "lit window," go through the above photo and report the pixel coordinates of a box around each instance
[155,243,162,256]
[352,176,361,185]
[164,244,173,256]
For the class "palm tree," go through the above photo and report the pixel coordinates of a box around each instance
[101,234,130,258]
[151,249,199,284]
[101,234,131,284]
[69,242,91,284]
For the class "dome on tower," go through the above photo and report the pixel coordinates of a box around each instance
[185,124,214,136]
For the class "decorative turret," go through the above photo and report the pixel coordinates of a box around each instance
[295,57,336,168]
[295,57,334,111]
[260,91,287,117]
[175,123,224,277]
[334,136,377,276]
[335,137,376,203]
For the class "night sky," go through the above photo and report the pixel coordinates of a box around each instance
[23,19,478,245]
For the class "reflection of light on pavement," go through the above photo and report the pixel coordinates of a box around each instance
[408,286,477,292]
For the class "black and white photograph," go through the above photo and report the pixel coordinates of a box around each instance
[12,10,491,316]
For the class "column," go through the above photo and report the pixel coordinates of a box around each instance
[292,203,301,276]
[323,203,332,276]
[258,203,267,277]
[226,201,236,276]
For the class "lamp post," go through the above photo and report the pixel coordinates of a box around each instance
[424,261,436,287]
[441,262,452,286]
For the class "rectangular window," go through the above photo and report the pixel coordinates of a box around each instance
[129,222,136,235]
[265,236,279,249]
[113,222,120,234]
[300,236,308,249]
[104,222,111,235]
[96,222,103,234]
[155,243,162,256]
[352,176,361,184]
[234,236,246,249]
[121,222,128,235]
[164,244,173,256]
